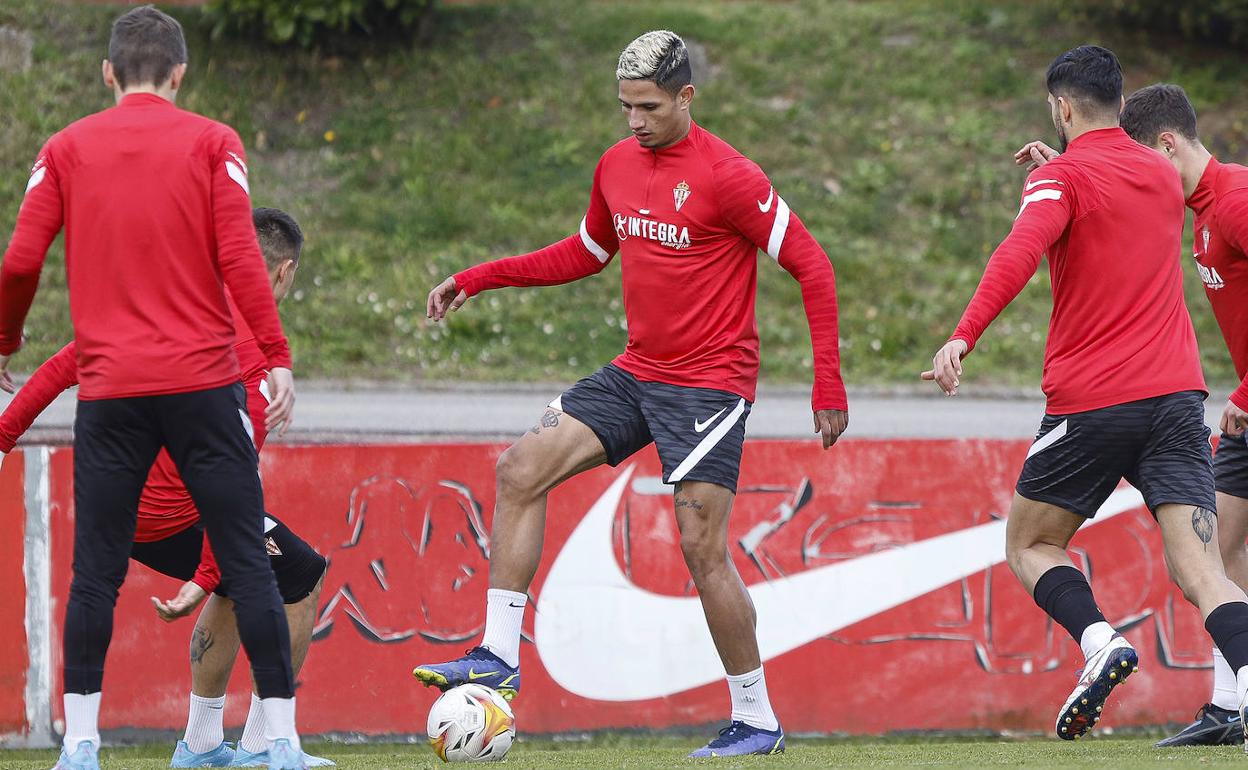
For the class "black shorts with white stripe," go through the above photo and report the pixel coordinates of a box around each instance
[1016,390,1214,518]
[554,364,751,493]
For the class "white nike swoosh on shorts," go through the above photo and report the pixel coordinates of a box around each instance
[534,467,1144,701]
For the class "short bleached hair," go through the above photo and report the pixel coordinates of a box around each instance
[616,30,692,94]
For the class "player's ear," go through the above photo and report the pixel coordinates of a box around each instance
[101,59,115,89]
[1158,131,1177,158]
[677,84,695,111]
[168,63,187,92]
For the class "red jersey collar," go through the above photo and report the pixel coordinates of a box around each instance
[1186,156,1221,216]
[118,92,175,109]
[1066,126,1127,151]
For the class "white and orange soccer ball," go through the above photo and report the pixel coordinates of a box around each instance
[426,684,516,763]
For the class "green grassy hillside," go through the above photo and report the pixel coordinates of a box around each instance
[2,0,1246,390]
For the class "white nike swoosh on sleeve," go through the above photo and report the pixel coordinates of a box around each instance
[757,188,775,213]
[534,467,1144,701]
[1025,178,1063,191]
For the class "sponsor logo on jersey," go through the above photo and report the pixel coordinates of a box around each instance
[1195,226,1225,290]
[613,212,691,250]
[673,180,691,212]
[1197,261,1225,291]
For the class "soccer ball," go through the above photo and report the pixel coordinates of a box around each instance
[426,684,515,762]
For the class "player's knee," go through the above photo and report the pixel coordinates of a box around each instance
[678,531,726,579]
[495,445,544,500]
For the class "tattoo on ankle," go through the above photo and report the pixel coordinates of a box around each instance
[190,627,214,664]
[675,497,703,511]
[1192,506,1215,551]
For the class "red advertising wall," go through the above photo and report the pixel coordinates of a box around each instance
[19,440,1214,735]
[0,453,28,737]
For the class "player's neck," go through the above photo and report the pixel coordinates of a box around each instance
[649,118,693,151]
[1179,146,1214,199]
[113,84,178,105]
[1063,118,1118,146]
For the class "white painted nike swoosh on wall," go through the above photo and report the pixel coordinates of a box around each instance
[534,466,1144,702]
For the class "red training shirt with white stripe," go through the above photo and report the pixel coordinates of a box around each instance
[0,92,291,398]
[951,127,1205,414]
[453,121,846,411]
[1187,157,1248,411]
[0,299,273,593]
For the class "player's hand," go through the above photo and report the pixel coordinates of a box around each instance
[151,581,208,623]
[0,352,14,394]
[1221,399,1248,437]
[1014,141,1059,172]
[265,367,295,436]
[813,409,849,449]
[427,276,468,321]
[921,339,969,396]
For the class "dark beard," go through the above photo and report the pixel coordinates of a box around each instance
[1056,124,1069,153]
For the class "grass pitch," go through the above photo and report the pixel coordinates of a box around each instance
[5,735,1248,769]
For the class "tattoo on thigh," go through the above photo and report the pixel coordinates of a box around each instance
[541,410,560,429]
[190,627,214,664]
[675,497,704,511]
[1192,506,1215,551]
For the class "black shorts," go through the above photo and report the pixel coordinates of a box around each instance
[1016,390,1215,518]
[554,364,751,493]
[1215,433,1248,499]
[130,515,326,605]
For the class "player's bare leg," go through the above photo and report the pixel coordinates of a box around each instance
[1005,494,1135,739]
[673,481,758,674]
[488,408,608,591]
[180,577,329,767]
[677,480,784,757]
[1155,501,1248,751]
[414,408,607,699]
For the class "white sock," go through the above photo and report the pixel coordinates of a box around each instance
[481,589,526,668]
[239,693,267,754]
[1236,664,1248,714]
[261,697,300,753]
[1079,621,1116,660]
[726,667,779,732]
[63,692,102,753]
[183,693,226,753]
[1212,647,1239,711]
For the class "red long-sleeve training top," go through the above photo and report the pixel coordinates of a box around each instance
[453,121,846,411]
[1187,158,1248,411]
[951,127,1205,414]
[0,92,290,398]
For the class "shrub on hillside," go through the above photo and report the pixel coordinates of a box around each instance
[1063,0,1248,48]
[205,0,437,47]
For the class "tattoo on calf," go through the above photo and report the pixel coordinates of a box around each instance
[675,497,704,511]
[190,627,214,664]
[1192,506,1215,551]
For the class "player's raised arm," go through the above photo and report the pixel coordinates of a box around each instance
[0,342,78,453]
[206,128,296,434]
[922,169,1075,395]
[0,140,66,389]
[712,156,848,448]
[427,159,619,321]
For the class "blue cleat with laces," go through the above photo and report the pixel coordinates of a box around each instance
[412,646,520,701]
[51,741,100,770]
[688,721,785,758]
[170,740,235,767]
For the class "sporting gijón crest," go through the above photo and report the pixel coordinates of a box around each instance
[673,180,691,212]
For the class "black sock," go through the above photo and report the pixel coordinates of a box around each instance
[1206,601,1248,674]
[1032,565,1107,645]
